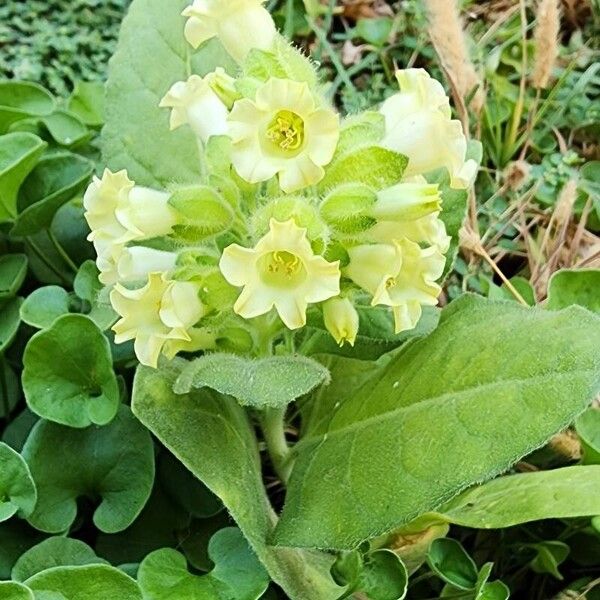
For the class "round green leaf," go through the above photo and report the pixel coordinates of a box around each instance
[0,520,45,579]
[20,286,71,329]
[0,254,28,299]
[22,405,154,534]
[427,538,478,591]
[0,296,22,353]
[42,110,90,147]
[0,82,55,134]
[23,314,119,428]
[73,261,117,330]
[0,442,37,522]
[138,528,269,600]
[12,537,108,582]
[356,550,408,600]
[547,269,600,313]
[25,564,142,599]
[0,581,34,600]
[12,153,93,236]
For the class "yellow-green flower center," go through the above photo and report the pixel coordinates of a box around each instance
[265,110,305,154]
[385,277,397,289]
[259,250,307,288]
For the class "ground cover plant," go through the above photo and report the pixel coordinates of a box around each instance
[1,0,600,599]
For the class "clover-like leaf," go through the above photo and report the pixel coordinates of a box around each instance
[275,295,600,548]
[138,528,269,600]
[174,354,330,409]
[0,82,55,134]
[20,286,71,329]
[0,296,22,353]
[547,269,600,313]
[25,564,142,599]
[22,405,154,534]
[11,152,93,236]
[0,254,28,299]
[12,537,108,582]
[23,314,119,428]
[0,442,37,523]
[0,581,34,600]
[0,132,47,222]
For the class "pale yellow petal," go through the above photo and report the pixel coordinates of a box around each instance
[220,244,257,287]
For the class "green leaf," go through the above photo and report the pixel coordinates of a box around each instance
[67,82,105,128]
[22,405,154,534]
[12,537,108,582]
[20,286,71,329]
[0,82,55,134]
[73,261,117,330]
[42,110,90,147]
[23,314,119,428]
[11,152,93,236]
[334,113,385,157]
[547,269,600,313]
[528,541,569,580]
[0,254,28,299]
[427,539,478,591]
[0,520,44,579]
[0,360,20,418]
[356,550,408,600]
[0,296,23,353]
[0,442,37,523]
[0,132,46,222]
[174,354,330,409]
[25,564,142,599]
[0,581,34,600]
[477,581,510,600]
[427,465,600,528]
[355,18,393,46]
[138,528,270,600]
[319,146,407,192]
[576,409,600,464]
[132,361,342,600]
[274,295,600,549]
[102,0,235,187]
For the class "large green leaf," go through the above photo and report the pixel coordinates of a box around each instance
[547,269,600,313]
[24,564,142,599]
[0,82,55,134]
[11,153,93,236]
[0,581,34,600]
[274,295,600,548]
[0,442,37,523]
[174,354,330,409]
[132,360,342,600]
[22,314,120,428]
[12,537,108,582]
[138,528,269,600]
[22,405,154,534]
[102,0,235,187]
[0,132,46,222]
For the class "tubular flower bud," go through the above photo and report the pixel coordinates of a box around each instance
[117,246,179,283]
[84,169,178,246]
[228,78,340,193]
[159,73,230,142]
[111,273,205,368]
[380,69,477,189]
[345,239,445,333]
[371,182,442,222]
[182,0,276,63]
[323,297,360,347]
[219,218,340,329]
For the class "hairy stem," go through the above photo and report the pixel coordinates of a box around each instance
[260,407,293,485]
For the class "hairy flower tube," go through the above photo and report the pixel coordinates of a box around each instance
[159,72,230,143]
[380,69,477,189]
[345,239,445,333]
[111,272,205,367]
[182,0,276,63]
[219,218,341,329]
[228,78,340,193]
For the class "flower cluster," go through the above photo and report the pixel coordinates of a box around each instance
[84,0,476,366]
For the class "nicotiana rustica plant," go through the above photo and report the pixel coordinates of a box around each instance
[3,1,599,599]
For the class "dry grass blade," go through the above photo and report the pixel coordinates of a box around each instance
[532,0,561,89]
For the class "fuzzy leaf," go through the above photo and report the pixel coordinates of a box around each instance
[547,269,600,313]
[20,286,71,329]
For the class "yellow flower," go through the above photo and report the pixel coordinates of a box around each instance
[159,73,230,143]
[345,239,445,333]
[84,169,178,246]
[111,273,204,367]
[228,78,340,193]
[219,218,340,329]
[380,69,477,189]
[182,0,276,63]
[323,297,359,347]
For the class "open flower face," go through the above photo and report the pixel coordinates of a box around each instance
[159,73,230,143]
[110,273,204,367]
[345,239,445,333]
[219,218,341,329]
[228,78,340,193]
[380,69,477,189]
[182,0,276,63]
